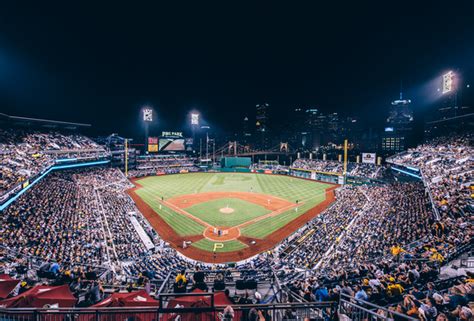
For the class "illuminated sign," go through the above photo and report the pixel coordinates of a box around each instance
[362,153,376,164]
[22,180,30,189]
[191,113,199,125]
[442,71,454,94]
[148,137,158,144]
[161,131,183,137]
[143,108,153,122]
[148,144,158,152]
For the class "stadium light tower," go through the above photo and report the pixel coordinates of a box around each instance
[191,112,200,126]
[201,125,210,160]
[142,106,154,153]
[190,111,200,152]
[441,70,461,117]
[442,71,454,94]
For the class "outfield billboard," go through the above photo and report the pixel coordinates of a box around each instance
[362,153,376,164]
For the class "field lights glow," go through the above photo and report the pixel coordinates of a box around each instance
[442,71,454,94]
[191,113,199,125]
[142,108,153,122]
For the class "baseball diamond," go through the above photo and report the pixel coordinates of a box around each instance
[127,172,337,263]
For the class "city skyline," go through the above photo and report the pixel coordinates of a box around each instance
[0,2,473,139]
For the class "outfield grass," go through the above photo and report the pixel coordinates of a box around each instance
[186,198,271,227]
[134,173,332,240]
[192,238,247,252]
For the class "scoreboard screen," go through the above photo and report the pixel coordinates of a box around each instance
[159,138,185,151]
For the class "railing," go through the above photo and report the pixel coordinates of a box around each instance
[0,245,110,279]
[6,286,472,320]
[0,300,337,321]
[419,168,441,220]
[339,293,417,321]
[158,268,278,291]
[156,271,173,295]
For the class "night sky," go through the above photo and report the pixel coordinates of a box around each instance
[0,1,473,138]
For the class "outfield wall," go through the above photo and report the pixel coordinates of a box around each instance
[220,156,251,168]
[218,168,252,173]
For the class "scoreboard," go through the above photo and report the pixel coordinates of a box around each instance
[148,137,159,152]
[147,133,188,153]
[159,138,185,151]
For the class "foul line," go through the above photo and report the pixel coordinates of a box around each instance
[160,197,303,232]
[234,202,301,229]
[161,199,213,228]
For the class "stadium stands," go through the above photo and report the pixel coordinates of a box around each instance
[291,158,389,179]
[388,134,473,219]
[128,155,199,177]
[0,128,107,196]
[0,129,472,320]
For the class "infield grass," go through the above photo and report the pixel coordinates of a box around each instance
[192,238,247,252]
[186,198,271,227]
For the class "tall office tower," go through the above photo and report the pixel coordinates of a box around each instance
[290,108,308,149]
[255,103,270,148]
[381,92,414,153]
[242,116,252,144]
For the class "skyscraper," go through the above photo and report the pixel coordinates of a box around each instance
[289,108,308,149]
[255,103,269,148]
[255,103,269,132]
[242,116,252,144]
[381,92,414,153]
[305,108,322,149]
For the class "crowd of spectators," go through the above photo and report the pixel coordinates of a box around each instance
[389,134,473,220]
[1,167,164,273]
[249,163,289,171]
[0,132,472,317]
[291,158,388,179]
[322,183,436,269]
[278,180,472,320]
[350,162,387,179]
[276,186,367,269]
[0,128,106,195]
[1,172,107,266]
[128,155,200,177]
[128,166,200,178]
[292,159,345,173]
[0,165,220,300]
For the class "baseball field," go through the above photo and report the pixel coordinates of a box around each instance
[127,172,337,263]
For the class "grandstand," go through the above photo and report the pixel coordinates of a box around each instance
[0,116,472,320]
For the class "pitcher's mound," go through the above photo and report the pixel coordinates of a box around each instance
[220,207,235,214]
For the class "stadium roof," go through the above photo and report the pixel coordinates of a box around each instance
[0,113,91,130]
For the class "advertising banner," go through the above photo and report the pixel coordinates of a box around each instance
[362,153,376,164]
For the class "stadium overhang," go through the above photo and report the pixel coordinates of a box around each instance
[0,113,91,130]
